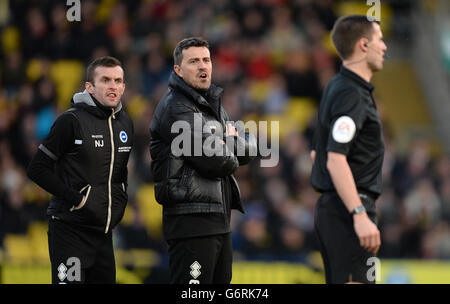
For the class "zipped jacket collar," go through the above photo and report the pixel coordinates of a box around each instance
[168,72,224,111]
[71,90,122,119]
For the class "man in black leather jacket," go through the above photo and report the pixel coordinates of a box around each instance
[149,37,257,284]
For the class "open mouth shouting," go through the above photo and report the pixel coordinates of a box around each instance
[198,72,208,80]
[107,92,117,99]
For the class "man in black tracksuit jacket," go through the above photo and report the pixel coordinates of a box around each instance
[150,37,257,284]
[27,56,133,284]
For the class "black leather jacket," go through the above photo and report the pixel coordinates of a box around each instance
[149,72,257,215]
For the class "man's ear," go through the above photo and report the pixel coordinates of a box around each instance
[85,81,94,94]
[174,65,182,78]
[120,82,126,97]
[360,38,369,52]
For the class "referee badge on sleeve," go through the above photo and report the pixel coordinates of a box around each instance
[332,116,356,143]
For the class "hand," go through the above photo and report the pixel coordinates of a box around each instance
[353,213,381,254]
[310,150,316,163]
[226,123,238,137]
[71,195,86,211]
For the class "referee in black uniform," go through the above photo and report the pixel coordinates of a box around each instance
[311,15,387,284]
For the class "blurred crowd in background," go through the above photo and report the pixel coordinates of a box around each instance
[0,0,449,268]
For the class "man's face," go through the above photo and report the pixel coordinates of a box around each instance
[367,23,387,72]
[86,66,125,108]
[174,46,212,91]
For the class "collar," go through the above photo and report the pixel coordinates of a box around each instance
[91,94,119,116]
[340,66,375,92]
[71,90,122,119]
[168,72,224,107]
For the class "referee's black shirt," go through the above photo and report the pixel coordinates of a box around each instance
[311,66,384,199]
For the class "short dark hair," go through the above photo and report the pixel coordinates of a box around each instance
[173,37,209,65]
[331,15,380,60]
[86,56,123,83]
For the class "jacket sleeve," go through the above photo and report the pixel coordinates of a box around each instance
[225,131,257,166]
[327,89,367,156]
[26,113,83,205]
[166,103,239,178]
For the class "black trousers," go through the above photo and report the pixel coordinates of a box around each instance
[167,232,232,284]
[315,192,378,284]
[47,217,116,284]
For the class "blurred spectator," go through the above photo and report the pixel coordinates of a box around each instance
[262,74,289,114]
[433,155,450,191]
[393,139,432,198]
[234,203,273,258]
[47,3,76,59]
[72,0,110,62]
[22,7,49,58]
[281,48,321,102]
[422,222,450,259]
[438,176,450,222]
[403,178,442,227]
[142,52,171,96]
[2,52,26,94]
[0,141,29,244]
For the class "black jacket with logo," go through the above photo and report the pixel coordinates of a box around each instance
[27,91,134,233]
[149,72,256,238]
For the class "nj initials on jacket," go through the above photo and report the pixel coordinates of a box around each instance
[95,140,104,147]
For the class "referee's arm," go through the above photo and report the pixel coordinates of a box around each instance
[327,152,381,254]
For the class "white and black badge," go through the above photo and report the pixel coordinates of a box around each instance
[332,116,356,143]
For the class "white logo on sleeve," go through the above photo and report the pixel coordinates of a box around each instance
[332,116,356,143]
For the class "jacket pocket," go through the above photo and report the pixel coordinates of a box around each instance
[163,169,224,215]
[179,166,193,188]
[70,184,91,211]
[69,184,107,228]
[168,165,195,203]
[185,169,222,204]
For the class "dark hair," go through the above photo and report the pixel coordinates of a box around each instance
[86,56,123,83]
[331,15,380,60]
[173,37,209,65]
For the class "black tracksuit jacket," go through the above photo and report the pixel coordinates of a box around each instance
[27,91,134,233]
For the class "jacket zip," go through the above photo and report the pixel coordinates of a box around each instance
[105,110,115,234]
